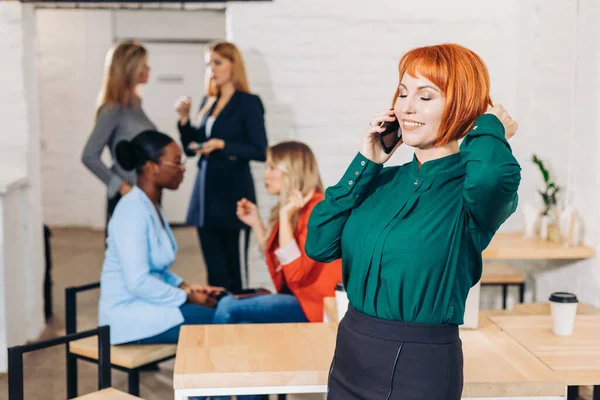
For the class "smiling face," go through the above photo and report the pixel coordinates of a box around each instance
[393,72,446,150]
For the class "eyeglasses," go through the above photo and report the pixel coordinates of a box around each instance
[161,156,187,169]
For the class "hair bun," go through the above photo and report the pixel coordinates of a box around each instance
[115,140,139,171]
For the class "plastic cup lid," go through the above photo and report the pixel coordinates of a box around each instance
[549,292,578,303]
[335,282,345,291]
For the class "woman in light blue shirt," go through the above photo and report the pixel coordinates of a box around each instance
[99,129,223,345]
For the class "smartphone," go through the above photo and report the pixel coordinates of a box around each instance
[230,288,271,299]
[377,118,402,154]
[214,288,271,301]
[188,142,202,150]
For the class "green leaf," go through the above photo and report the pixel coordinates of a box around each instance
[532,154,550,183]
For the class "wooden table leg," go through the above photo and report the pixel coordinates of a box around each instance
[519,283,525,303]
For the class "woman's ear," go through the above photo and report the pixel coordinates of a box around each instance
[144,162,160,176]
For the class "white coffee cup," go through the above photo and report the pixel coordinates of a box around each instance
[462,281,481,329]
[335,282,349,323]
[549,292,578,336]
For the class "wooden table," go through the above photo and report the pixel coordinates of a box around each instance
[489,313,600,400]
[490,315,600,385]
[483,232,594,260]
[173,323,337,399]
[324,299,600,325]
[460,316,565,398]
[174,315,566,399]
[512,303,600,316]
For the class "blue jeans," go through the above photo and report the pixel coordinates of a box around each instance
[213,294,308,324]
[129,303,215,345]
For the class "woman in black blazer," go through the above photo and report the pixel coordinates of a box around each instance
[175,41,268,294]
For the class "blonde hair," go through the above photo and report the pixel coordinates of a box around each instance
[198,41,250,117]
[267,141,324,236]
[95,40,147,118]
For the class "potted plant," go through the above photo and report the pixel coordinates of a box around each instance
[532,154,561,242]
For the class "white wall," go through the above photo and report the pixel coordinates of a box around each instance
[0,1,45,372]
[227,0,600,303]
[32,1,600,304]
[37,9,225,229]
[0,3,31,171]
[534,0,600,306]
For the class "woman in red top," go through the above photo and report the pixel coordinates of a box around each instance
[213,141,342,323]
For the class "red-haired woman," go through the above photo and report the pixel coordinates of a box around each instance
[306,44,521,399]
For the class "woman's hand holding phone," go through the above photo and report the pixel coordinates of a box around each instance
[188,142,202,153]
[361,109,403,164]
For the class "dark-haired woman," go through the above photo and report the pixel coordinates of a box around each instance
[98,130,223,346]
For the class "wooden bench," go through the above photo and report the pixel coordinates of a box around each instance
[66,283,176,397]
[75,388,142,399]
[481,262,526,309]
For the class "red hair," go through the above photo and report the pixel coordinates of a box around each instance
[392,44,493,146]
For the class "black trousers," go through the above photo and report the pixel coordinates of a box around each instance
[197,227,244,293]
[328,307,464,400]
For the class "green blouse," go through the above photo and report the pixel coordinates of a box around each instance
[306,114,521,325]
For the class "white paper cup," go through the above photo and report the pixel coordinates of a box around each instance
[335,282,349,323]
[462,281,481,329]
[549,292,578,336]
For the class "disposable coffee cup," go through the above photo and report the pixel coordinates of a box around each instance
[549,292,578,336]
[335,282,349,323]
[463,281,481,329]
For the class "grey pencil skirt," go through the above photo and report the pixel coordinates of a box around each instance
[327,306,463,400]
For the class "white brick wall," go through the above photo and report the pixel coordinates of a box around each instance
[534,0,600,307]
[37,9,114,228]
[228,0,600,303]
[227,0,521,287]
[7,1,599,304]
[0,1,45,371]
[0,3,31,171]
[36,9,225,228]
